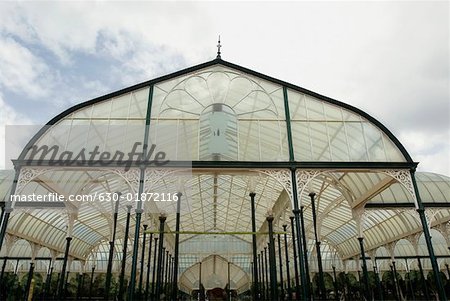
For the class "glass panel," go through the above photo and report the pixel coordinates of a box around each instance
[309,122,331,161]
[328,122,350,161]
[345,122,369,161]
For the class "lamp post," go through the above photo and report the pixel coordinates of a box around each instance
[309,185,325,300]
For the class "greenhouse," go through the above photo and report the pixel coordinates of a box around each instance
[0,53,449,301]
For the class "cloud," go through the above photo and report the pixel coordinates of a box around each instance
[0,92,33,169]
[0,1,448,176]
[0,36,53,99]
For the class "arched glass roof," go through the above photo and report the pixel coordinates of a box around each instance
[1,58,449,291]
[20,59,409,164]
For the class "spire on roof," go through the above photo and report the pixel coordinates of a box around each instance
[216,35,222,59]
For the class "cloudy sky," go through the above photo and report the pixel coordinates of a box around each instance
[0,1,448,175]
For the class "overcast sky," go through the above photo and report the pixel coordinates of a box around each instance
[0,1,448,175]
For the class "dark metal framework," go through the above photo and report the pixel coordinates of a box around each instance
[1,56,447,301]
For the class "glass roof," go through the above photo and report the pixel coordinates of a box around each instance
[1,60,448,284]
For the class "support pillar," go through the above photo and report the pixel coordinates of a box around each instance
[290,216,300,300]
[446,263,450,281]
[267,215,278,300]
[250,192,259,300]
[283,224,292,300]
[263,247,271,299]
[0,256,7,284]
[291,169,308,300]
[118,205,132,301]
[358,237,370,301]
[0,167,19,251]
[417,257,430,300]
[259,253,265,300]
[172,192,182,301]
[160,247,166,295]
[127,206,143,301]
[390,263,399,301]
[44,265,53,299]
[58,236,72,298]
[405,258,415,301]
[332,266,338,301]
[199,262,203,300]
[155,215,166,300]
[227,261,231,301]
[412,170,447,300]
[164,249,169,295]
[89,265,95,300]
[278,233,284,298]
[145,233,153,301]
[373,265,383,301]
[24,262,34,300]
[309,191,325,300]
[151,237,158,299]
[138,224,148,296]
[105,194,120,300]
[300,206,311,297]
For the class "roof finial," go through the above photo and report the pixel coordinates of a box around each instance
[216,35,222,59]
